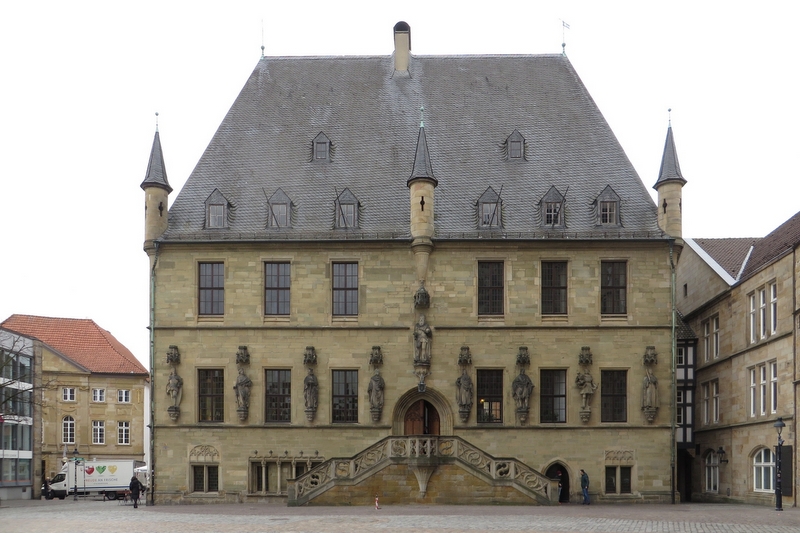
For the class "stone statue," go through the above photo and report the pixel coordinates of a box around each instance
[413,314,432,364]
[368,369,385,409]
[234,367,252,409]
[456,369,473,410]
[576,370,597,409]
[512,370,534,410]
[304,368,318,410]
[166,367,183,407]
[642,367,659,409]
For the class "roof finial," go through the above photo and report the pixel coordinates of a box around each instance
[561,20,570,56]
[420,106,424,128]
[155,111,159,132]
[668,108,672,127]
[261,19,265,58]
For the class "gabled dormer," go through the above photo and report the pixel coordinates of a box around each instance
[204,189,234,229]
[477,187,503,228]
[593,185,621,227]
[312,132,333,163]
[540,186,566,228]
[334,188,360,229]
[265,188,295,229]
[502,129,527,161]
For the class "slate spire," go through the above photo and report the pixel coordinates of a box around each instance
[140,130,173,193]
[407,114,437,187]
[653,125,686,189]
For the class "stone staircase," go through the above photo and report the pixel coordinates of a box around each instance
[287,435,558,506]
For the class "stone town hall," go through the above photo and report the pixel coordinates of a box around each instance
[141,22,689,505]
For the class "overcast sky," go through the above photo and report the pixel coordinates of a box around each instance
[2,1,798,367]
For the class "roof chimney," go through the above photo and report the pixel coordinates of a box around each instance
[393,21,411,71]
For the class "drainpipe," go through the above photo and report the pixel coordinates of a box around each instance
[147,241,159,506]
[669,239,676,504]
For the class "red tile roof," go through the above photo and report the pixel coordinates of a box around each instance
[740,210,800,280]
[692,238,755,279]
[0,315,148,375]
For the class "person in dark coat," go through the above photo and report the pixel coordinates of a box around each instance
[129,475,145,508]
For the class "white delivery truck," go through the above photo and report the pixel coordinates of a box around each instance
[46,459,146,500]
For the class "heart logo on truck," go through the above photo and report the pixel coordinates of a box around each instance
[85,467,95,475]
[109,466,117,474]
[96,466,106,474]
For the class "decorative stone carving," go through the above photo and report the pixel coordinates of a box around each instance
[413,315,432,365]
[303,368,318,421]
[236,345,250,365]
[369,346,383,366]
[414,281,430,309]
[579,346,593,366]
[368,369,385,421]
[188,444,219,462]
[234,367,252,421]
[166,345,180,365]
[457,346,472,367]
[512,369,534,423]
[516,346,530,367]
[415,368,429,393]
[575,370,597,423]
[166,367,183,421]
[642,366,659,423]
[643,345,658,366]
[303,346,317,366]
[455,368,473,422]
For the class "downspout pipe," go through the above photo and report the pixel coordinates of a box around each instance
[147,241,159,506]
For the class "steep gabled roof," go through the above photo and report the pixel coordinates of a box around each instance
[140,130,172,193]
[690,238,756,283]
[653,125,686,188]
[161,52,662,243]
[0,315,148,375]
[740,210,800,280]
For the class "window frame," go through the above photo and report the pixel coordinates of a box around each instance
[265,369,292,423]
[600,370,627,422]
[91,420,105,445]
[332,262,358,317]
[749,293,757,343]
[198,369,225,422]
[600,261,627,315]
[62,387,76,402]
[770,283,778,334]
[705,452,719,493]
[62,416,75,444]
[117,389,131,403]
[477,369,503,423]
[711,380,719,423]
[599,200,617,225]
[604,465,632,494]
[480,202,500,227]
[541,261,567,315]
[771,361,778,413]
[117,421,131,445]
[265,262,291,316]
[331,369,358,423]
[539,369,566,423]
[703,320,711,362]
[477,261,504,316]
[702,382,710,425]
[199,262,225,316]
[91,388,105,403]
[192,464,219,493]
[753,447,775,492]
[712,316,720,358]
[207,204,225,228]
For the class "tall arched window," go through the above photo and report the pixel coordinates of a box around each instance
[705,451,719,493]
[62,416,75,444]
[753,447,775,492]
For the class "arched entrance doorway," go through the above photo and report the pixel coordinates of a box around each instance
[404,400,440,435]
[545,463,570,503]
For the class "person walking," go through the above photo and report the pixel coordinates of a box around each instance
[580,469,590,505]
[129,475,145,508]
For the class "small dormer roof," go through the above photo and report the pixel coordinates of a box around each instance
[140,130,173,193]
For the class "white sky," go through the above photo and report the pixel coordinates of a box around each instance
[2,1,798,367]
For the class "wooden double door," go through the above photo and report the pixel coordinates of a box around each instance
[403,399,440,435]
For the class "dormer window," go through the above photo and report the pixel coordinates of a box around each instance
[600,201,617,225]
[312,132,332,163]
[595,185,621,227]
[208,204,225,228]
[266,188,293,229]
[334,188,359,229]
[204,189,232,229]
[540,186,566,228]
[477,187,503,228]
[504,129,526,161]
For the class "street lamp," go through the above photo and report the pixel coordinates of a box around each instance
[72,447,79,501]
[774,417,785,511]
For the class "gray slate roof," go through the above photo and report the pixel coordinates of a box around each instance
[162,53,663,243]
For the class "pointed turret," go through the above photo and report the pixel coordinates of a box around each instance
[141,130,172,255]
[407,117,437,301]
[653,124,686,239]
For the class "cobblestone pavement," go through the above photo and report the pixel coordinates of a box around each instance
[3,498,800,533]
